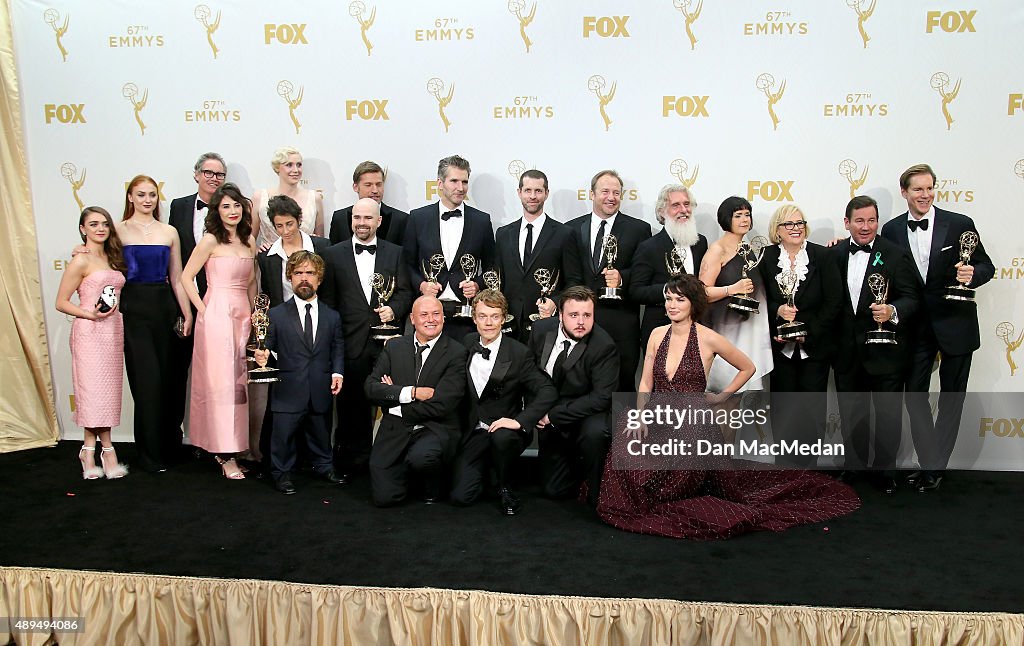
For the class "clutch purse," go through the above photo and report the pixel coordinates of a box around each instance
[96,285,118,313]
[174,315,186,338]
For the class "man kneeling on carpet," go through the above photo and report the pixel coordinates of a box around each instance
[254,251,345,495]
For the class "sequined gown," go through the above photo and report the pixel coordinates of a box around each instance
[71,270,126,428]
[597,322,860,540]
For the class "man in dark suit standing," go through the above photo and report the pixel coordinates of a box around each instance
[328,160,409,246]
[450,290,557,514]
[320,197,412,479]
[529,286,619,506]
[630,184,708,350]
[404,155,495,343]
[880,164,994,492]
[493,169,578,341]
[566,170,651,392]
[253,251,345,495]
[167,152,227,460]
[365,295,468,506]
[831,195,921,494]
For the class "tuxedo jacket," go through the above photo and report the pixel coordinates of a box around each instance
[256,236,331,307]
[493,216,580,329]
[403,203,495,295]
[319,238,412,358]
[630,229,709,345]
[169,192,207,298]
[527,317,619,428]
[565,212,652,317]
[461,332,557,438]
[830,236,921,376]
[329,203,409,246]
[759,241,842,360]
[880,207,994,355]
[365,333,468,460]
[264,297,345,415]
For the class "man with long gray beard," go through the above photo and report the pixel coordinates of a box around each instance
[629,184,708,350]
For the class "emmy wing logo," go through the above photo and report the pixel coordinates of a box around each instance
[427,77,454,132]
[669,159,699,188]
[350,1,376,56]
[43,8,69,62]
[61,162,86,210]
[996,322,1024,376]
[588,75,617,131]
[672,0,703,50]
[838,159,868,198]
[1016,159,1024,182]
[508,0,537,52]
[931,71,961,130]
[846,0,876,48]
[508,159,527,184]
[756,73,786,130]
[194,5,221,59]
[278,80,303,134]
[122,83,148,135]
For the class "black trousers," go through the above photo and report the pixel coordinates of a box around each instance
[440,301,475,343]
[369,416,444,507]
[121,283,180,471]
[538,412,610,504]
[270,405,333,480]
[905,328,972,473]
[834,365,904,471]
[449,427,527,505]
[769,349,830,468]
[334,343,382,471]
[594,305,640,392]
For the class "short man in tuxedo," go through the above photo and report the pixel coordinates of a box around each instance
[404,155,495,343]
[630,184,708,350]
[529,286,619,505]
[167,152,227,460]
[320,197,412,478]
[831,195,921,494]
[566,170,651,392]
[493,169,578,341]
[365,296,468,506]
[880,164,994,492]
[450,290,557,514]
[253,251,345,495]
[329,160,409,246]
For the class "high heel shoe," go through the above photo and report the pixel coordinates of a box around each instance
[100,446,128,479]
[215,456,245,480]
[79,445,103,480]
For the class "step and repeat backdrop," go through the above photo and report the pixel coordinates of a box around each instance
[11,1,1024,466]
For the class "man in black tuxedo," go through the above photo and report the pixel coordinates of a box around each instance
[365,296,468,506]
[566,170,651,392]
[254,251,345,495]
[329,160,409,246]
[166,152,227,460]
[320,197,412,478]
[831,196,921,493]
[450,290,557,514]
[404,155,495,343]
[493,169,578,342]
[880,164,994,492]
[529,286,619,505]
[630,184,708,350]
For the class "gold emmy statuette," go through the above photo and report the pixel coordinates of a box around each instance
[370,273,401,341]
[483,270,514,333]
[775,270,809,340]
[727,236,768,313]
[944,231,979,302]
[864,273,896,345]
[665,246,687,278]
[528,268,559,331]
[248,294,281,383]
[598,235,621,300]
[456,254,479,318]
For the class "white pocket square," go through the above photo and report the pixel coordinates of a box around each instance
[940,245,953,252]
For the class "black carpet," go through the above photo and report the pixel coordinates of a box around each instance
[1,441,1021,613]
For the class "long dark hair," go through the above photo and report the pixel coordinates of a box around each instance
[80,206,126,272]
[205,182,253,246]
[122,174,162,221]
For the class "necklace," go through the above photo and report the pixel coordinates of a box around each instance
[133,218,157,236]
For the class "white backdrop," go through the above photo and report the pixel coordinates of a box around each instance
[11,0,1024,467]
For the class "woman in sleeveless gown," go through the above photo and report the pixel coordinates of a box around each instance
[598,276,860,540]
[56,206,129,479]
[252,146,323,248]
[182,183,257,480]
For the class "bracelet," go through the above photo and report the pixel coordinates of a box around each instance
[412,386,417,400]
[725,286,731,297]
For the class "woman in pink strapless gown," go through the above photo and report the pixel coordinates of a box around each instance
[182,183,257,480]
[55,207,129,480]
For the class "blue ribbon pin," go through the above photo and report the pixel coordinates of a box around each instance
[872,251,883,267]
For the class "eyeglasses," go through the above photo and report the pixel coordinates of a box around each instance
[778,221,807,230]
[200,169,227,180]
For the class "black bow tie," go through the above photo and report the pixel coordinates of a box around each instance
[196,199,207,210]
[442,210,462,221]
[472,343,491,360]
[355,243,377,255]
[908,218,928,232]
[849,242,872,255]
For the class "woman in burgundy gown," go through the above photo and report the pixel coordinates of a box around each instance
[598,275,860,539]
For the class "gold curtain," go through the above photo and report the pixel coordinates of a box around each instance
[0,0,59,452]
[2,568,1022,646]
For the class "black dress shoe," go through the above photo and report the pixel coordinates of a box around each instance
[422,496,440,505]
[318,469,347,484]
[275,479,297,495]
[905,470,922,486]
[917,473,943,493]
[498,488,521,516]
[872,474,898,495]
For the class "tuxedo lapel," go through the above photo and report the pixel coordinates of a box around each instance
[483,341,513,397]
[837,240,855,315]
[541,328,557,367]
[313,304,329,352]
[524,218,556,273]
[283,298,307,351]
[509,221,526,273]
[266,255,285,305]
[419,334,448,381]
[341,244,370,306]
[562,336,589,374]
[927,209,951,285]
[578,218,594,276]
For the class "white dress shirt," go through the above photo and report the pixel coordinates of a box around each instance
[847,240,872,313]
[192,197,208,246]
[519,214,547,264]
[907,207,934,282]
[544,325,578,377]
[590,213,618,266]
[352,235,377,304]
[470,334,503,429]
[438,202,466,302]
[270,231,315,301]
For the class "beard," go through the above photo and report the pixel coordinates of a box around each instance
[294,283,316,300]
[663,215,699,248]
